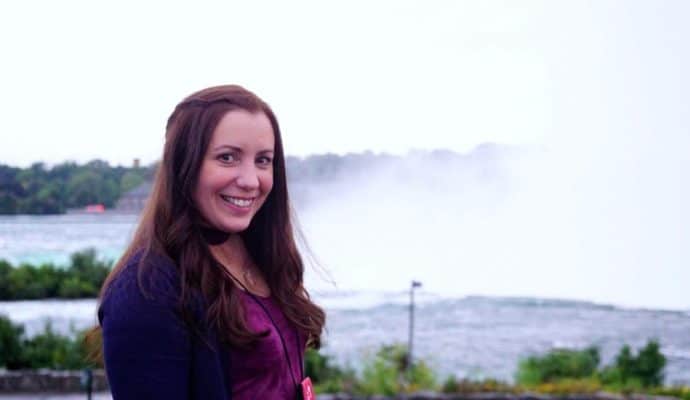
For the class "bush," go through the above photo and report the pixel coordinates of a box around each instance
[0,315,24,369]
[0,248,110,300]
[70,248,111,289]
[7,264,49,299]
[59,277,96,298]
[516,340,667,393]
[441,377,518,394]
[533,377,602,395]
[0,260,13,299]
[355,344,437,395]
[650,385,690,400]
[516,346,600,385]
[600,340,666,389]
[20,322,74,369]
[305,348,356,393]
[0,316,99,370]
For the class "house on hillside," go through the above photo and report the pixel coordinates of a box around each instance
[115,181,152,213]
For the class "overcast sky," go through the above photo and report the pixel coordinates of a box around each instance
[1,0,687,167]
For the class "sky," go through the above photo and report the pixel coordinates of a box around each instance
[1,0,686,167]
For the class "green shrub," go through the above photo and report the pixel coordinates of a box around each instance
[600,340,665,388]
[0,248,111,300]
[20,322,73,369]
[0,260,13,300]
[18,322,94,370]
[355,344,437,395]
[8,264,49,299]
[441,377,518,394]
[516,346,600,385]
[0,315,24,368]
[305,348,356,393]
[70,248,111,289]
[649,385,690,400]
[59,277,96,298]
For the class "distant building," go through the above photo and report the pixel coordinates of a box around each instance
[115,181,152,213]
[85,204,106,213]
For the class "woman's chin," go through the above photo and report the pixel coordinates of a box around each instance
[217,220,251,234]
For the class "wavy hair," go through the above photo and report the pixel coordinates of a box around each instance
[95,85,325,349]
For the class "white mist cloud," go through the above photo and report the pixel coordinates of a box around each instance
[300,135,690,310]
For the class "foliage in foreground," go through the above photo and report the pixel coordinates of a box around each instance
[304,340,681,397]
[0,248,111,300]
[305,348,357,393]
[355,344,437,395]
[1,313,686,398]
[0,315,100,370]
[514,340,668,393]
[516,346,601,385]
[306,344,437,395]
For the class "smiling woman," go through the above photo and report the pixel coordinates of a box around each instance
[90,85,325,400]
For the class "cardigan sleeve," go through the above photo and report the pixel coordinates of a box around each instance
[99,253,192,399]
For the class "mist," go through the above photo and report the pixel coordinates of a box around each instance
[298,133,689,310]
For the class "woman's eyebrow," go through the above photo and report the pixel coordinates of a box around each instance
[212,145,242,152]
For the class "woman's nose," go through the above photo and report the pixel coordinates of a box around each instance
[235,163,260,190]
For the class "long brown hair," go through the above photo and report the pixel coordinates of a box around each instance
[96,85,324,349]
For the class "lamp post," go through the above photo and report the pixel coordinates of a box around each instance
[80,368,93,400]
[407,280,422,375]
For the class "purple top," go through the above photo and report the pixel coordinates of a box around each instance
[228,291,306,399]
[99,251,307,399]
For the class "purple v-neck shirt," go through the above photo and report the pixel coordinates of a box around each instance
[229,290,305,399]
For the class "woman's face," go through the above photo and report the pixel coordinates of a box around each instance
[194,109,275,233]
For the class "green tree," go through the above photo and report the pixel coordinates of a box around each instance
[516,346,600,385]
[356,344,437,395]
[67,170,102,206]
[305,348,355,393]
[602,340,666,388]
[20,322,73,369]
[70,248,111,289]
[8,264,48,299]
[0,315,24,368]
[59,277,96,298]
[120,170,145,193]
[635,341,666,387]
[0,260,13,299]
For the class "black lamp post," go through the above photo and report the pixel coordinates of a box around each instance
[80,368,93,400]
[407,280,422,375]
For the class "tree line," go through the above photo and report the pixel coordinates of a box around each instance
[0,160,154,214]
[1,146,506,215]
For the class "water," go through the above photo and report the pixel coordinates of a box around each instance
[0,214,137,266]
[1,214,689,385]
[1,294,689,385]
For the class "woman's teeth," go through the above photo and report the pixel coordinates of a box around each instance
[221,195,253,207]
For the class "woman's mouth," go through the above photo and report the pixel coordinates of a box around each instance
[220,195,255,208]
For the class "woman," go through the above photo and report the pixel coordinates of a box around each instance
[95,85,325,399]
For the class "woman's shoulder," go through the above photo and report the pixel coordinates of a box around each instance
[100,249,182,315]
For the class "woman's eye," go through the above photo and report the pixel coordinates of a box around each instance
[218,153,237,163]
[257,156,273,166]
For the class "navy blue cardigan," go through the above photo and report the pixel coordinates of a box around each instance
[98,252,232,399]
